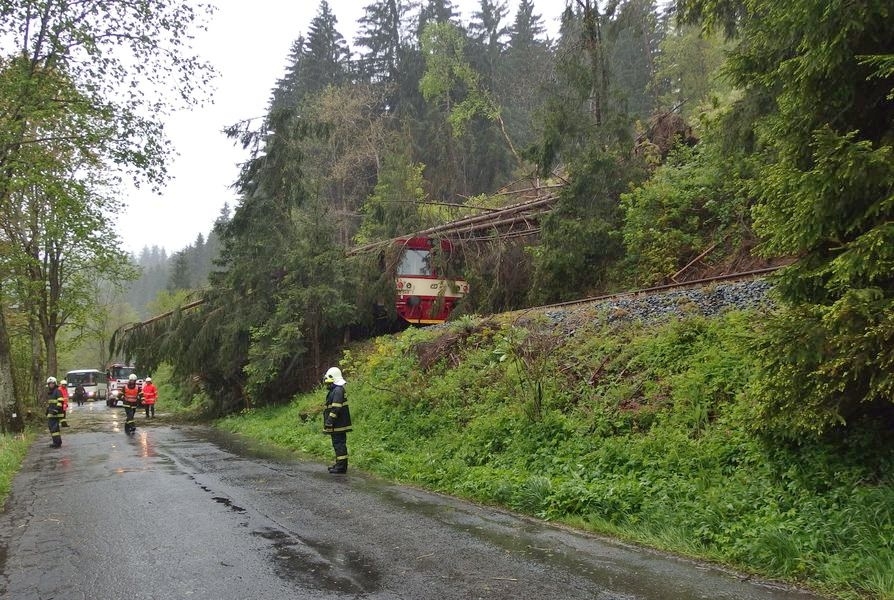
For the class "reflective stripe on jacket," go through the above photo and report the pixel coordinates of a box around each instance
[46,388,63,417]
[323,385,352,433]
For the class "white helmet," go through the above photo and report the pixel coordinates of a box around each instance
[46,376,57,385]
[60,379,67,386]
[129,374,137,381]
[323,367,345,386]
[145,377,152,382]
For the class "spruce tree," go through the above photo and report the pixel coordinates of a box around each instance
[269,36,306,112]
[605,0,663,120]
[272,1,351,113]
[468,0,510,85]
[527,1,648,303]
[167,252,192,292]
[355,0,415,84]
[300,1,351,93]
[678,0,894,436]
[499,0,553,150]
[418,0,460,36]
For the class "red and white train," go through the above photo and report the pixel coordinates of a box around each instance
[394,237,469,324]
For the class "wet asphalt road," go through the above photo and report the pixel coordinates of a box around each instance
[0,402,827,600]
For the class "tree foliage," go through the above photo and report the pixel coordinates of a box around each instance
[621,137,757,286]
[0,0,212,417]
[355,0,415,84]
[678,0,894,436]
[527,2,649,302]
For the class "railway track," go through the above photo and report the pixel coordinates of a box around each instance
[506,266,784,324]
[548,266,781,310]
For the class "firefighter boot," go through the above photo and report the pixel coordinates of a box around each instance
[328,459,347,474]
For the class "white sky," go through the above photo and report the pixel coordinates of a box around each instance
[122,0,568,255]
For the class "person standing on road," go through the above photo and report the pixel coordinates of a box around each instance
[58,380,70,428]
[122,374,140,434]
[73,383,87,407]
[322,367,351,474]
[141,377,157,418]
[45,377,64,448]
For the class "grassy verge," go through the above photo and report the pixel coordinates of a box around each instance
[0,430,33,508]
[217,308,894,600]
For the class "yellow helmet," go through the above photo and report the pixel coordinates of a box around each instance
[60,379,67,386]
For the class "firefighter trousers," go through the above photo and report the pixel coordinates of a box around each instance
[47,417,62,447]
[330,431,348,461]
[124,406,137,433]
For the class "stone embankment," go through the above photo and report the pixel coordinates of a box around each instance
[535,279,775,332]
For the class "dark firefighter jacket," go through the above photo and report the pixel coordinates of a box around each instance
[73,385,87,402]
[46,387,63,417]
[323,385,352,434]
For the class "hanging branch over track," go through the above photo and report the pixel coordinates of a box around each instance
[348,188,562,256]
[122,297,207,333]
[125,178,563,331]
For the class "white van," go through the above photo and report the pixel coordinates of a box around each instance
[64,369,108,401]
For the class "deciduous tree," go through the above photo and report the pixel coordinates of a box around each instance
[0,1,212,413]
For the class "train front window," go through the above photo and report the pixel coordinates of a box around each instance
[398,249,432,276]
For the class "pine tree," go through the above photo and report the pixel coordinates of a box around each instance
[468,0,510,85]
[271,1,351,112]
[355,0,416,84]
[499,0,552,150]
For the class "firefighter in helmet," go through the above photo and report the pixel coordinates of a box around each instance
[141,377,157,418]
[58,379,70,427]
[322,367,351,474]
[122,373,140,434]
[45,377,64,448]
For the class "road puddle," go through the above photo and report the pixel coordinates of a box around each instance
[251,526,382,594]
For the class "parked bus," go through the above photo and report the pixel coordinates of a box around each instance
[64,369,108,402]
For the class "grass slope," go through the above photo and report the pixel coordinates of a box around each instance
[218,307,894,600]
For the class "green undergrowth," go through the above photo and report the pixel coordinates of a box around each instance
[217,308,894,600]
[0,431,33,507]
[149,363,215,421]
